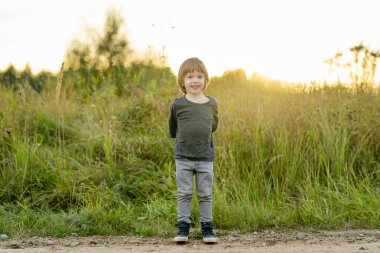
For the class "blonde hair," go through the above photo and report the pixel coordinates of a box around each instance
[177,57,209,94]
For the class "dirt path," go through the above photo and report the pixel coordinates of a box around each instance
[1,229,379,253]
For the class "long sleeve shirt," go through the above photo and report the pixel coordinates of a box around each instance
[168,96,218,162]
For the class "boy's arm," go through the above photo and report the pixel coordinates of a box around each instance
[212,102,219,132]
[168,102,177,138]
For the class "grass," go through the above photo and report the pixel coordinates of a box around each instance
[0,72,379,238]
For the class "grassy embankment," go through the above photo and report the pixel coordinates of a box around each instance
[0,70,379,237]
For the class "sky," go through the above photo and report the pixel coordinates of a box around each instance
[1,0,380,83]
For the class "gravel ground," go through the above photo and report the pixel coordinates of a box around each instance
[1,229,380,253]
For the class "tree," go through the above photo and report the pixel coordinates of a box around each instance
[96,8,131,68]
[210,68,248,87]
[64,7,132,70]
[65,40,92,70]
[18,63,42,93]
[0,64,17,88]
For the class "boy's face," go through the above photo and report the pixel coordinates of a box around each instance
[184,70,206,96]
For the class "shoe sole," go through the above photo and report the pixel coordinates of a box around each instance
[203,238,218,243]
[174,236,188,243]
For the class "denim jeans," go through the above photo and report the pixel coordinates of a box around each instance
[175,159,214,223]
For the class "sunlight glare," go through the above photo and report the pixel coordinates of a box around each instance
[1,0,380,83]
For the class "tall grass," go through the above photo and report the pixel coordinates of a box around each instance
[0,72,379,237]
[209,81,380,230]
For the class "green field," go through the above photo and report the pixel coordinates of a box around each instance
[1,65,379,237]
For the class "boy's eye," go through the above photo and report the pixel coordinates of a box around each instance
[185,73,203,79]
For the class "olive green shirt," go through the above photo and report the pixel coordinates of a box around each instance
[168,96,218,161]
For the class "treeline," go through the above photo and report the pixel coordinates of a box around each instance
[0,64,54,93]
[1,8,379,96]
[0,8,177,97]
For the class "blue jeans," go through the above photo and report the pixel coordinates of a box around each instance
[175,159,214,223]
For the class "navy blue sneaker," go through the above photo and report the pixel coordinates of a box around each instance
[174,222,190,243]
[201,222,218,243]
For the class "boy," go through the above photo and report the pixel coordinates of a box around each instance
[168,57,218,243]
